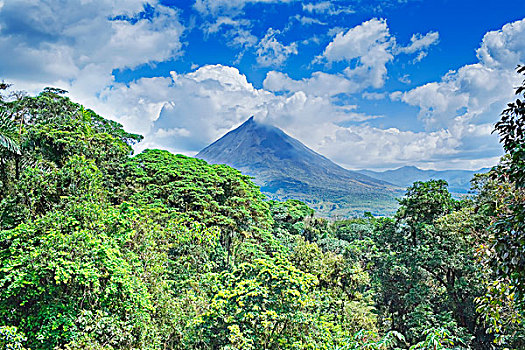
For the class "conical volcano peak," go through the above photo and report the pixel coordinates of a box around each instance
[197,116,299,166]
[196,119,400,217]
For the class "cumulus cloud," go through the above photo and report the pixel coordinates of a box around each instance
[476,18,525,68]
[396,64,517,144]
[92,63,495,170]
[322,18,393,88]
[94,65,382,154]
[2,1,522,170]
[147,65,368,152]
[231,29,259,48]
[387,18,525,168]
[131,18,525,169]
[362,91,386,100]
[323,19,390,62]
[316,125,461,168]
[396,18,525,130]
[98,65,272,152]
[255,29,298,67]
[311,19,440,90]
[92,18,524,170]
[0,0,184,101]
[268,18,439,96]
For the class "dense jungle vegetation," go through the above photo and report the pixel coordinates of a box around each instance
[0,66,524,350]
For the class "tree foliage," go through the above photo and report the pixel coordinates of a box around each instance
[490,65,525,299]
[0,79,523,350]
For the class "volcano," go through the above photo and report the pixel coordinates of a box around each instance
[196,117,401,217]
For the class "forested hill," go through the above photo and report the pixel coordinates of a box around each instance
[0,67,524,350]
[197,116,401,217]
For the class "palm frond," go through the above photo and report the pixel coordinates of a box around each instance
[0,109,21,155]
[0,134,20,155]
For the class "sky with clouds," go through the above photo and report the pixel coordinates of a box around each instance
[1,0,524,170]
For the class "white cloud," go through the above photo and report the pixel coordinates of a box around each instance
[395,31,439,63]
[396,31,439,55]
[231,29,259,48]
[94,18,523,170]
[303,1,331,13]
[396,18,525,130]
[263,71,358,96]
[0,0,184,100]
[95,76,175,134]
[322,18,394,89]
[255,28,298,67]
[2,1,521,171]
[398,63,518,137]
[146,65,363,152]
[302,1,354,16]
[203,16,251,34]
[386,18,525,168]
[327,26,345,38]
[93,63,496,170]
[194,0,295,17]
[95,65,383,155]
[323,19,390,62]
[398,74,411,84]
[316,125,462,169]
[292,15,326,26]
[194,0,298,57]
[315,19,438,89]
[476,18,525,69]
[155,127,191,138]
[272,19,398,97]
[101,65,273,152]
[362,91,386,100]
[207,24,258,64]
[412,51,428,63]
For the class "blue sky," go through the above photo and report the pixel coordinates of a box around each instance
[1,0,524,170]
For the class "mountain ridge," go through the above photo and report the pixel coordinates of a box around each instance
[358,166,490,194]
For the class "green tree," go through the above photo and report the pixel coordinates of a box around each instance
[346,181,492,347]
[396,180,457,245]
[473,66,525,349]
[490,65,525,298]
[120,149,273,266]
[190,256,350,349]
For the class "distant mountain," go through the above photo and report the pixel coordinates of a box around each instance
[197,117,402,217]
[358,166,490,194]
